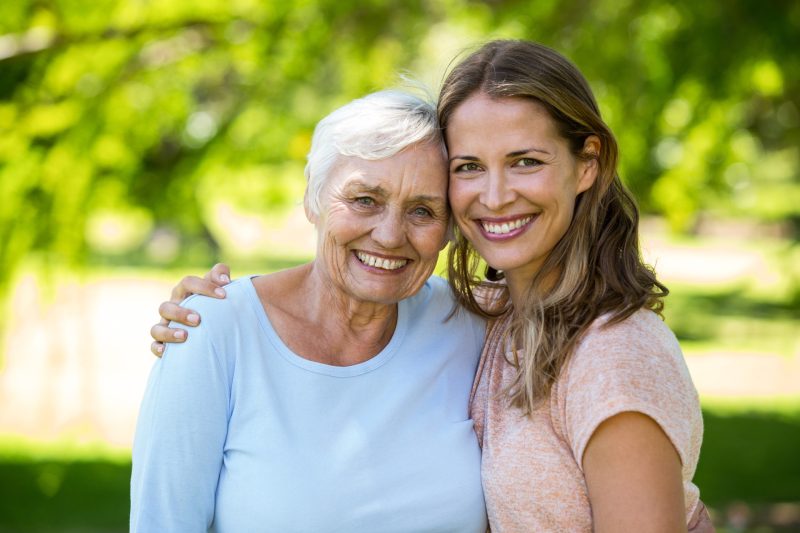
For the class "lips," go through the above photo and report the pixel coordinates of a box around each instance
[475,214,537,240]
[480,215,534,235]
[355,251,409,271]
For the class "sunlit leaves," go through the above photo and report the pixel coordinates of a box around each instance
[0,0,797,303]
[22,101,81,137]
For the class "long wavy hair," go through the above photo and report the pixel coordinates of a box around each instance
[439,40,668,414]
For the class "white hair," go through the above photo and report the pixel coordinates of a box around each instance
[304,90,445,216]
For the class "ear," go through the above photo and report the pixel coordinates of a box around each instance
[303,188,318,225]
[576,135,601,194]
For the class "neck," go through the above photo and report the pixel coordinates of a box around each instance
[504,272,529,309]
[503,266,559,309]
[300,262,399,364]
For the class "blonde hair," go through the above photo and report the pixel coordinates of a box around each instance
[439,40,668,413]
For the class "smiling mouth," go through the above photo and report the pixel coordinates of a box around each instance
[480,215,534,235]
[355,251,409,271]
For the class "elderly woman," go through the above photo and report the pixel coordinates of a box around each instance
[130,91,488,532]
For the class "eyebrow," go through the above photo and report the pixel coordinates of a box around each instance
[448,147,552,162]
[345,182,446,206]
[409,194,447,206]
[344,181,387,196]
[509,147,552,157]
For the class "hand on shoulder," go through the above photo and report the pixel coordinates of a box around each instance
[150,263,232,356]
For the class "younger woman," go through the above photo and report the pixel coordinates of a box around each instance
[440,40,710,532]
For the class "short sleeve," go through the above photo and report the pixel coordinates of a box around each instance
[558,310,702,472]
[130,294,233,532]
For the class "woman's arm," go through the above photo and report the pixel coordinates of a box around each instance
[149,263,232,356]
[562,312,705,532]
[583,412,686,533]
[131,295,231,530]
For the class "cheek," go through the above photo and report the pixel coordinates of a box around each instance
[447,182,472,219]
[546,198,578,244]
[542,176,579,211]
[318,218,357,258]
[414,224,449,258]
[318,232,348,270]
[555,207,576,237]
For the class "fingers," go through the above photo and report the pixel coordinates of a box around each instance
[206,263,232,285]
[151,341,165,358]
[152,264,231,355]
[150,321,188,343]
[159,301,201,326]
[169,275,227,303]
[152,302,196,350]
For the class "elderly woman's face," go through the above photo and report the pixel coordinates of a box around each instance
[313,142,449,305]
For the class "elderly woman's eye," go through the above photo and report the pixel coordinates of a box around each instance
[355,197,375,206]
[412,206,433,217]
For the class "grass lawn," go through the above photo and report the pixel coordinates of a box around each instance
[0,402,798,532]
[0,459,130,532]
[664,282,799,358]
[697,402,800,531]
[0,439,130,532]
[657,245,800,530]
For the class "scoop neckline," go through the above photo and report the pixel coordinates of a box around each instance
[243,275,409,377]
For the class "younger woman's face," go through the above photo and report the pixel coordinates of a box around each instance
[446,94,598,288]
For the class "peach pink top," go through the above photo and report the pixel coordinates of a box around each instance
[470,295,708,532]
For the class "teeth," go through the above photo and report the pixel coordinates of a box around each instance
[356,252,408,271]
[481,216,533,235]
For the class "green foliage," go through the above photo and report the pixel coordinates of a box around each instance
[1,0,798,301]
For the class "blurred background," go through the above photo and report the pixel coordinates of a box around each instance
[0,0,798,531]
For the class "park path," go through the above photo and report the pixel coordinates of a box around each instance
[0,218,798,448]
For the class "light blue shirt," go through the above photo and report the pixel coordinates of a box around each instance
[131,275,487,532]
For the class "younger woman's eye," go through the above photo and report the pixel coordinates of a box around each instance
[453,162,481,173]
[513,158,542,168]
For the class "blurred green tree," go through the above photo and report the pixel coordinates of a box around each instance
[1,0,798,305]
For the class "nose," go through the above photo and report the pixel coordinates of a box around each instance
[371,208,406,249]
[480,169,516,211]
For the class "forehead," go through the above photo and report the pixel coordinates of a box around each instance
[447,94,562,148]
[329,143,448,197]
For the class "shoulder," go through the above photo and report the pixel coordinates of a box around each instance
[558,308,701,468]
[157,279,264,391]
[403,275,453,313]
[422,274,451,298]
[177,277,256,332]
[565,309,693,402]
[403,275,486,339]
[575,308,682,368]
[163,277,259,367]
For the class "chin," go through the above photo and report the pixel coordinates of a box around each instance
[350,283,409,305]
